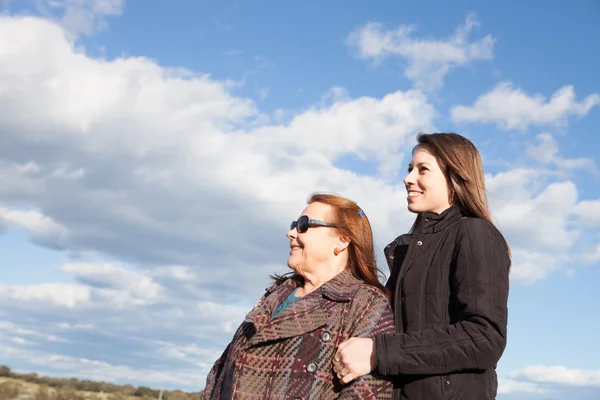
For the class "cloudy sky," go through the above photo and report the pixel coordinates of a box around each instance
[1,0,599,398]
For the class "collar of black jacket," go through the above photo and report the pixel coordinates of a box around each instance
[418,205,464,234]
[383,206,465,264]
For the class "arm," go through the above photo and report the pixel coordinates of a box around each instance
[200,343,231,399]
[201,286,276,399]
[337,288,394,399]
[375,219,510,376]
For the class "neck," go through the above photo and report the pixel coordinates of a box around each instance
[298,262,347,297]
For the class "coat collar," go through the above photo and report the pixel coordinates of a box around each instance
[418,206,464,234]
[383,206,464,270]
[244,269,362,347]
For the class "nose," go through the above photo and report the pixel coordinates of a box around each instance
[286,226,297,240]
[404,168,416,187]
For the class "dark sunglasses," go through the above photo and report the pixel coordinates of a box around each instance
[290,215,336,233]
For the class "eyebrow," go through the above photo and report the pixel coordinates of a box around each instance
[408,162,432,168]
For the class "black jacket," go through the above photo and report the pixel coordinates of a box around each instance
[374,206,510,400]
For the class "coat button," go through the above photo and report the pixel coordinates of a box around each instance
[417,240,423,246]
[306,362,318,373]
[320,331,331,342]
[445,380,450,385]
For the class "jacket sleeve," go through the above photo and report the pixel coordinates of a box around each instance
[338,288,395,399]
[375,218,510,376]
[200,343,231,399]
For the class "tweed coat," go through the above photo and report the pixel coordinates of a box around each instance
[201,269,395,400]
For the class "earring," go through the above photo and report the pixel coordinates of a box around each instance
[334,248,341,256]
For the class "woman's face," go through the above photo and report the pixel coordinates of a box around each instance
[286,202,340,277]
[404,148,452,215]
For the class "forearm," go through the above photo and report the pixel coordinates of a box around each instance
[375,315,506,376]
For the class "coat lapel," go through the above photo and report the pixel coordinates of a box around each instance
[244,270,361,348]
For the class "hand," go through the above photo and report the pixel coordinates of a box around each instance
[332,338,377,384]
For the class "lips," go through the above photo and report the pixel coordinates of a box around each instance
[407,190,423,198]
[290,243,301,253]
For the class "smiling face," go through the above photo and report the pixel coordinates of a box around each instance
[286,201,343,278]
[404,147,452,215]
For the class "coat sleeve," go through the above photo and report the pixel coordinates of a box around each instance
[375,218,510,376]
[338,287,395,399]
[200,343,231,399]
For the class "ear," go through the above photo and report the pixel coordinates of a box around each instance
[448,175,461,205]
[335,234,351,252]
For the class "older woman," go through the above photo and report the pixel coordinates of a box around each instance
[201,193,394,399]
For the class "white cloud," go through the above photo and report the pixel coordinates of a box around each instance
[56,322,95,330]
[498,378,547,394]
[0,206,69,248]
[526,133,597,171]
[582,243,600,263]
[508,250,565,285]
[0,15,432,281]
[485,168,590,284]
[196,300,248,333]
[0,283,91,308]
[153,341,223,364]
[0,344,201,387]
[12,337,35,345]
[488,173,579,250]
[0,321,70,343]
[510,365,600,388]
[150,266,197,281]
[0,321,37,336]
[574,200,600,227]
[0,265,251,388]
[33,0,124,37]
[451,82,600,130]
[62,263,163,306]
[347,13,495,90]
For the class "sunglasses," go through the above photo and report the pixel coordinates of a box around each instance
[290,215,336,233]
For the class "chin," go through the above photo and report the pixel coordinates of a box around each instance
[407,204,422,214]
[287,260,298,271]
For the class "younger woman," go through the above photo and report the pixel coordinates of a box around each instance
[333,133,510,400]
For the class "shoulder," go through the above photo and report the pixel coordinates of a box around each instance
[265,275,298,293]
[351,283,391,307]
[456,217,506,245]
[456,217,508,252]
[345,283,394,334]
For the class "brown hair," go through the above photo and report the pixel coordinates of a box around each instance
[410,133,510,253]
[272,193,389,297]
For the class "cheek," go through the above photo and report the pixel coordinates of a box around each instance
[433,182,451,202]
[308,237,333,256]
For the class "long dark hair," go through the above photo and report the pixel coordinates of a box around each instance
[272,193,388,297]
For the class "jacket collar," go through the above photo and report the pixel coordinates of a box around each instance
[383,206,464,270]
[244,269,362,347]
[418,206,464,234]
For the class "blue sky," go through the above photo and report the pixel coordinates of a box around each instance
[1,0,599,398]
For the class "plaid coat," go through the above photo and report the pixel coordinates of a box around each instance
[201,269,395,399]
